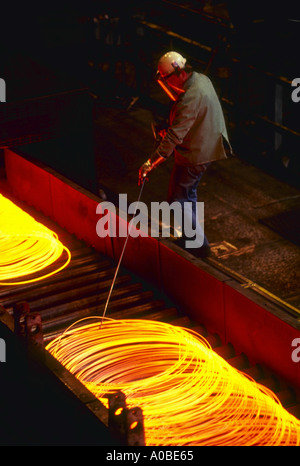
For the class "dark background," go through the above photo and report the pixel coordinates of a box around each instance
[0,0,300,192]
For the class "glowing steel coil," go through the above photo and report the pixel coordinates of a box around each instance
[46,318,300,446]
[0,194,71,285]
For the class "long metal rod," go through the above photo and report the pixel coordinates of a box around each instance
[100,178,146,327]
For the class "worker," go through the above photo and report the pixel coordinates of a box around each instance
[139,51,232,258]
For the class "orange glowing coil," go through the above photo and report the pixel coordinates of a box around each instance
[46,317,300,446]
[0,194,71,285]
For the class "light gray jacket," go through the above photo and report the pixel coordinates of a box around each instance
[155,72,231,165]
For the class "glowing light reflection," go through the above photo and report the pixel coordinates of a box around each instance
[157,79,177,101]
[0,194,71,285]
[46,318,300,446]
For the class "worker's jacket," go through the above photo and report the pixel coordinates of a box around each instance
[154,72,232,165]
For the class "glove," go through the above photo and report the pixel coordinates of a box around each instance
[138,159,152,185]
[138,153,166,186]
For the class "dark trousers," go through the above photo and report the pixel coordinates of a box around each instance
[167,162,210,249]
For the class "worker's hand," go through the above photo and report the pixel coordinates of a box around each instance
[138,154,167,185]
[138,159,152,186]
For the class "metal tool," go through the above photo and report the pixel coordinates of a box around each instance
[100,178,146,327]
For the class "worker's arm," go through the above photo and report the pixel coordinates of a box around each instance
[154,88,203,159]
[138,88,203,184]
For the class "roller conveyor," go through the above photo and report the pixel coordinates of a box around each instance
[1,228,299,424]
[1,150,300,445]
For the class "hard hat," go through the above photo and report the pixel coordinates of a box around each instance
[156,52,187,101]
[157,51,187,79]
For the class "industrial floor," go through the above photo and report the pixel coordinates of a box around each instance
[91,94,300,318]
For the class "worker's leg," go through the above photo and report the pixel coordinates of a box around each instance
[167,163,210,254]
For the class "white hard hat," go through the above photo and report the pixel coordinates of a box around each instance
[157,51,187,79]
